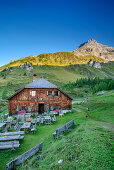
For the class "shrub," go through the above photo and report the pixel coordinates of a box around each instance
[24,72,27,76]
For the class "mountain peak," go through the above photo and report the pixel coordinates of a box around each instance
[73,39,114,61]
[87,39,97,43]
[78,39,97,48]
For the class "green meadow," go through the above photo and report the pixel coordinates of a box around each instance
[0,64,114,169]
[0,90,113,169]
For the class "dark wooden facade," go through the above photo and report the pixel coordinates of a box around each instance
[8,87,72,115]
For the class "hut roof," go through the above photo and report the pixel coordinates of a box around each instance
[25,78,57,88]
[8,78,72,100]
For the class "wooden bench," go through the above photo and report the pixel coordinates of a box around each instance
[52,120,74,139]
[39,118,44,124]
[44,118,51,124]
[6,142,43,170]
[2,122,12,133]
[51,115,56,123]
[2,125,8,133]
[0,135,24,141]
[17,125,22,131]
[0,131,25,136]
[31,125,36,133]
[14,122,19,131]
[0,141,20,150]
[31,118,37,124]
[37,118,40,123]
[65,120,75,130]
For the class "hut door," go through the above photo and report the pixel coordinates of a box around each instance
[38,104,44,114]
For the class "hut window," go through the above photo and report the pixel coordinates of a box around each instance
[48,91,52,96]
[54,105,61,110]
[30,91,36,97]
[54,91,59,96]
[21,106,27,111]
[39,90,44,93]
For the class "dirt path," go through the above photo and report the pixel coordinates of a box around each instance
[96,121,114,131]
[72,107,82,112]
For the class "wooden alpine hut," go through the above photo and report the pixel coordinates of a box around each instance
[8,75,72,115]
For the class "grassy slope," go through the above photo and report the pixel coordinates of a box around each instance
[0,65,85,99]
[0,63,114,99]
[83,91,114,123]
[0,91,113,169]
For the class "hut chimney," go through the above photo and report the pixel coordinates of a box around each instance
[33,74,37,81]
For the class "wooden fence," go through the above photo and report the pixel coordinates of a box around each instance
[6,142,43,170]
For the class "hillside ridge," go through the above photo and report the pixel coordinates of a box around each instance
[0,39,114,71]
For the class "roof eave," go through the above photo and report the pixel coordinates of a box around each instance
[24,87,57,88]
[8,87,25,100]
[57,88,73,100]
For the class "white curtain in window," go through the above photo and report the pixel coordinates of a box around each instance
[32,91,36,96]
[52,91,54,96]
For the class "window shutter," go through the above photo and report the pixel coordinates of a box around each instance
[30,91,32,96]
[47,91,48,96]
[52,91,54,96]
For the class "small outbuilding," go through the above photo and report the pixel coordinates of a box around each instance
[8,75,72,115]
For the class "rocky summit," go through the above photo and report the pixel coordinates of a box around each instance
[72,39,114,61]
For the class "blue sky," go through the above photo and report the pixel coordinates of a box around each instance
[0,0,114,66]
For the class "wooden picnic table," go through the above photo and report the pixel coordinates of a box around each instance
[44,116,51,124]
[21,122,31,130]
[31,119,37,124]
[44,116,51,119]
[6,117,13,123]
[0,135,24,141]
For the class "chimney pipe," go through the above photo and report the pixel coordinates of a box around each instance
[33,74,37,81]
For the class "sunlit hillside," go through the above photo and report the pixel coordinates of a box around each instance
[0,52,107,72]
